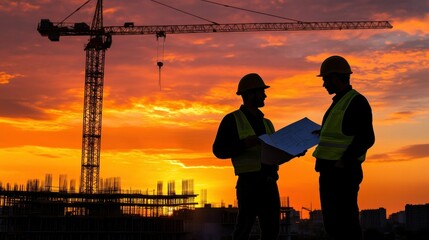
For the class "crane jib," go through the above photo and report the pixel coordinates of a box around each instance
[38,19,393,40]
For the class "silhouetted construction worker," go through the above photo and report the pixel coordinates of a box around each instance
[213,73,282,240]
[312,56,375,240]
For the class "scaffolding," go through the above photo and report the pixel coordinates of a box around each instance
[0,182,197,240]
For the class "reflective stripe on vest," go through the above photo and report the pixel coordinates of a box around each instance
[231,110,274,175]
[312,89,366,161]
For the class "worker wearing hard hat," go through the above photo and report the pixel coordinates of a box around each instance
[213,73,282,240]
[312,56,375,240]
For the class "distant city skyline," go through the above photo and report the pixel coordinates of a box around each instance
[1,173,427,220]
[1,185,427,239]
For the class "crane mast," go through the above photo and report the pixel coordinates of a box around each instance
[80,0,111,194]
[37,0,392,194]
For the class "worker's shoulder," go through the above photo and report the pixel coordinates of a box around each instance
[350,92,372,111]
[223,109,242,117]
[352,91,371,104]
[221,110,239,121]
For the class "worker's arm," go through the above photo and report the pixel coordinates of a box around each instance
[341,95,375,166]
[212,113,256,159]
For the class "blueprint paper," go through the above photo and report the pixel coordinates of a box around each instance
[259,117,320,156]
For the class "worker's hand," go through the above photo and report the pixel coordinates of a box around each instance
[295,150,307,158]
[243,135,260,148]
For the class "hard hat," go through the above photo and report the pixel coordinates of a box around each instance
[236,73,270,95]
[317,55,353,77]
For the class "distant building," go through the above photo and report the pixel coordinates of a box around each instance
[298,210,325,237]
[309,210,323,225]
[360,208,387,231]
[405,203,429,231]
[389,210,405,225]
[182,204,236,240]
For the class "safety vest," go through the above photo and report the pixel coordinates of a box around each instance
[312,89,366,161]
[231,110,274,175]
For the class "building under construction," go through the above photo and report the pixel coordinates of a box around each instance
[0,178,197,240]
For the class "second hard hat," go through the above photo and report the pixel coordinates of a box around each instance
[317,55,353,77]
[236,73,270,95]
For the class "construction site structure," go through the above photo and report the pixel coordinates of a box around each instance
[0,177,197,239]
[0,182,304,240]
[37,0,392,194]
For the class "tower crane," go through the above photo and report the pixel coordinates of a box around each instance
[37,0,392,194]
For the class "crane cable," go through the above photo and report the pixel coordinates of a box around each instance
[151,0,219,25]
[59,0,93,24]
[150,0,219,90]
[150,0,303,89]
[201,0,304,23]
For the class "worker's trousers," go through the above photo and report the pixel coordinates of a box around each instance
[319,166,363,240]
[233,174,280,240]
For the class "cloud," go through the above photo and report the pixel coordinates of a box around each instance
[278,0,429,21]
[0,76,82,121]
[399,144,429,159]
[369,143,429,162]
[34,153,62,159]
[166,159,231,169]
[376,66,429,119]
[0,71,23,84]
[0,100,49,120]
[383,111,421,123]
[0,1,40,13]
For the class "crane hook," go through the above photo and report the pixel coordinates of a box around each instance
[156,31,166,90]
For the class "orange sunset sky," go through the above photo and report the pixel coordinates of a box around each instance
[0,0,428,216]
